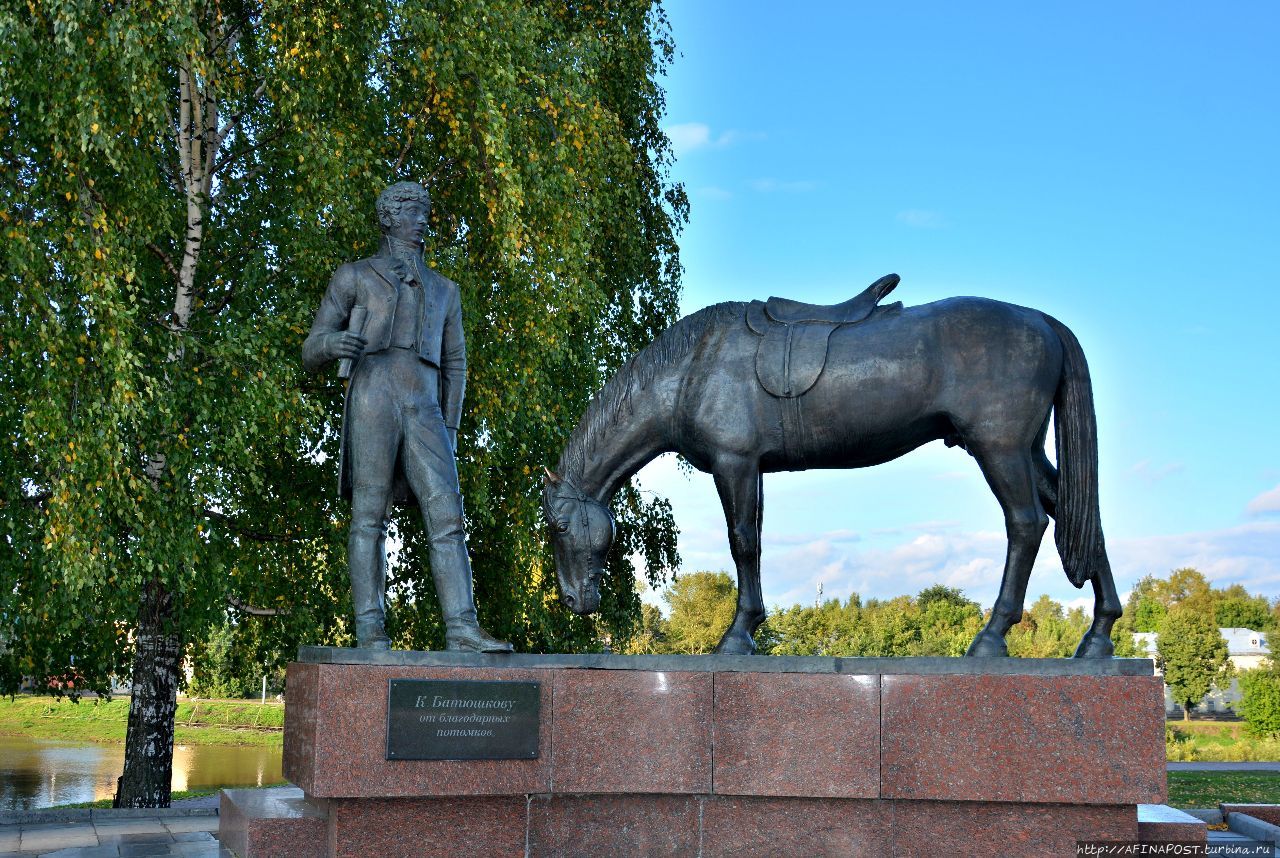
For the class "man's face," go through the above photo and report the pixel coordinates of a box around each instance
[388,199,429,245]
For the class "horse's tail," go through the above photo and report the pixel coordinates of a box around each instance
[1044,314,1111,589]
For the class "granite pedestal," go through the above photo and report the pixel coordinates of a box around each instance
[221,649,1168,857]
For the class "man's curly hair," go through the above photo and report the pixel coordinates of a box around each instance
[376,181,431,234]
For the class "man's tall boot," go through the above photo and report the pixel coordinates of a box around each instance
[349,516,391,650]
[432,544,513,653]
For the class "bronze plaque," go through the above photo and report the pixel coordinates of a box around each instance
[386,679,540,761]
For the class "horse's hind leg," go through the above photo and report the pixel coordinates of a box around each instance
[966,447,1049,657]
[1035,451,1057,518]
[1074,572,1121,658]
[711,460,765,655]
[1031,450,1120,657]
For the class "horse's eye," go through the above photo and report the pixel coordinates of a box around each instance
[554,520,570,534]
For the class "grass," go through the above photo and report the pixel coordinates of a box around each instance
[1168,771,1280,808]
[1166,720,1280,762]
[55,788,224,810]
[0,695,284,747]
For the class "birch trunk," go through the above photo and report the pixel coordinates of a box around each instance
[115,49,215,809]
[114,582,181,808]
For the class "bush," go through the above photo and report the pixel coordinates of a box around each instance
[1165,724,1199,762]
[1239,668,1280,737]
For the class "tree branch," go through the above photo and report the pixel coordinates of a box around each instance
[227,594,288,617]
[215,78,266,151]
[202,507,300,543]
[147,242,182,283]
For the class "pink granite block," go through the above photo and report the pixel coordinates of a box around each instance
[700,796,893,857]
[552,669,712,794]
[219,787,328,858]
[284,662,551,797]
[327,797,527,858]
[892,800,1136,857]
[712,672,879,798]
[881,674,1166,804]
[282,662,318,792]
[527,795,699,857]
[1139,803,1207,843]
[1222,804,1280,826]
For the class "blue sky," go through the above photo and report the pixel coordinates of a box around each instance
[633,1,1280,613]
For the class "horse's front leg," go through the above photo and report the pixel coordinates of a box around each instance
[712,461,765,655]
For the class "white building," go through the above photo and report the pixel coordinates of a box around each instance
[1132,627,1271,716]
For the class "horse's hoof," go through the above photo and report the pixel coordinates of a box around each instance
[714,634,757,656]
[1073,633,1114,659]
[965,631,1008,658]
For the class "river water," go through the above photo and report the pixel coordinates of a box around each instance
[0,735,283,811]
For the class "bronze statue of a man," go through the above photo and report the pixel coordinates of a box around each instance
[303,181,512,653]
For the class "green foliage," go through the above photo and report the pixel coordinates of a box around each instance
[760,587,982,657]
[1163,720,1280,763]
[1217,595,1274,631]
[1239,665,1280,737]
[1005,594,1092,658]
[1109,610,1142,657]
[1156,608,1230,718]
[620,603,670,654]
[0,0,685,697]
[1131,597,1167,633]
[663,571,737,654]
[188,621,285,700]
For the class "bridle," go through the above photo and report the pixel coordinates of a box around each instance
[553,476,605,593]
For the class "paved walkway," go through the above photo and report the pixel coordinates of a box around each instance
[0,797,227,857]
[0,815,227,857]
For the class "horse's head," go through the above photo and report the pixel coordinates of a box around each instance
[541,468,615,615]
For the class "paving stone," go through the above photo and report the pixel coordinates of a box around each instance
[35,845,121,858]
[161,818,217,834]
[19,826,99,852]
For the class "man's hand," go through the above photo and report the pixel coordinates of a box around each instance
[448,427,458,453]
[327,331,367,361]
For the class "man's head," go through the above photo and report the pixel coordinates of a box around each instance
[376,181,431,244]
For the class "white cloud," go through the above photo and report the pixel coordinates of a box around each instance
[1247,484,1280,517]
[896,209,946,228]
[694,186,734,200]
[1130,459,1186,483]
[663,123,761,156]
[665,122,712,152]
[750,178,817,193]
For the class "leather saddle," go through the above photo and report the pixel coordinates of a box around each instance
[746,273,901,399]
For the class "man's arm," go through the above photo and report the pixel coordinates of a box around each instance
[438,281,467,437]
[302,264,364,372]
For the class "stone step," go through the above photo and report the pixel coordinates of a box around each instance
[219,787,328,858]
[1137,803,1207,843]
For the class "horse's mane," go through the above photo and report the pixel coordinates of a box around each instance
[557,301,743,480]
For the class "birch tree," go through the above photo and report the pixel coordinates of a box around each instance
[1,0,683,807]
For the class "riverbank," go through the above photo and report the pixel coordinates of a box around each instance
[0,696,283,747]
[1167,720,1280,762]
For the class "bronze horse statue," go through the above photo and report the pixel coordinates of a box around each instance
[542,275,1121,657]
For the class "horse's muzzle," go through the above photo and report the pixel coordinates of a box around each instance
[563,585,600,616]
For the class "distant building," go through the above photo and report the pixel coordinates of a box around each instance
[1133,627,1271,716]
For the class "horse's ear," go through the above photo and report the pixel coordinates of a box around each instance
[542,467,562,486]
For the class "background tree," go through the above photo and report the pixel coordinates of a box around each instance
[620,603,670,655]
[1006,594,1092,658]
[1156,608,1230,721]
[663,571,738,654]
[1,0,684,806]
[763,596,861,656]
[1215,592,1273,631]
[1239,662,1280,737]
